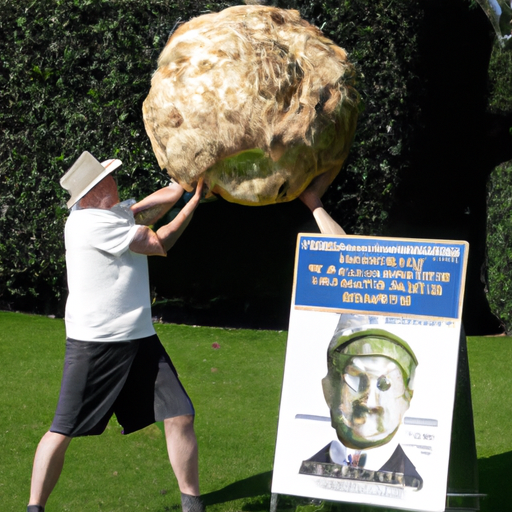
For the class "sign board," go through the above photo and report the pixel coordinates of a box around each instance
[272,234,468,512]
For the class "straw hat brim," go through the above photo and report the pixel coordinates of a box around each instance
[60,152,122,208]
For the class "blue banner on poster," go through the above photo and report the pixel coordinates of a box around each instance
[294,235,468,319]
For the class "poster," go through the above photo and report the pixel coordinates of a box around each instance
[272,234,468,512]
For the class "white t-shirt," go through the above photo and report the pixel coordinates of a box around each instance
[64,204,156,342]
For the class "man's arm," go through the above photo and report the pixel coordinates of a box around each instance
[129,178,204,256]
[130,181,184,226]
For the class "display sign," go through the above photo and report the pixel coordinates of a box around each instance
[295,236,466,319]
[272,234,468,512]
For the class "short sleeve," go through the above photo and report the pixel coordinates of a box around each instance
[71,207,141,257]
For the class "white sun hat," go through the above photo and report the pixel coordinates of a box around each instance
[60,151,122,209]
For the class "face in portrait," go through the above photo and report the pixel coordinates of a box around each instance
[322,328,418,450]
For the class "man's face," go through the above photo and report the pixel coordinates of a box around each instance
[79,175,119,210]
[323,355,411,449]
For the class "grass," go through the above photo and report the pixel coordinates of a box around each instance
[466,336,512,512]
[0,311,511,511]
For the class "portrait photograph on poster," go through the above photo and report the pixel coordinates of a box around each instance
[272,234,469,512]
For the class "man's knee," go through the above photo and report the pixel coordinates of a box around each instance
[40,431,72,450]
[164,414,195,432]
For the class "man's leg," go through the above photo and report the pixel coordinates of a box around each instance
[164,415,203,511]
[28,431,72,509]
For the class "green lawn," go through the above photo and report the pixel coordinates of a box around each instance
[0,311,510,511]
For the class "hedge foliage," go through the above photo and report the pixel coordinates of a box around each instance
[487,162,512,332]
[488,43,512,114]
[2,0,510,323]
[0,0,204,313]
[486,40,512,332]
[0,0,424,315]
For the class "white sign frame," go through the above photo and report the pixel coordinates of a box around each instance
[272,234,469,512]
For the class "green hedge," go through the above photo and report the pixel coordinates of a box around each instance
[0,0,420,315]
[0,0,203,313]
[486,39,512,332]
[0,0,424,315]
[3,0,508,324]
[487,162,512,332]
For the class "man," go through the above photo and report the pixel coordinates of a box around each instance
[27,151,205,512]
[299,315,423,490]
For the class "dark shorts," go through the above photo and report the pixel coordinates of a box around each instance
[50,334,194,437]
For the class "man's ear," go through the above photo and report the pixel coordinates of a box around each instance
[322,374,334,408]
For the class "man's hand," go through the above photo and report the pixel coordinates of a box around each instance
[299,174,346,235]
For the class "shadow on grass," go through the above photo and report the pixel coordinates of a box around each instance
[478,451,512,512]
[201,473,319,511]
[199,452,512,512]
[202,471,273,507]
